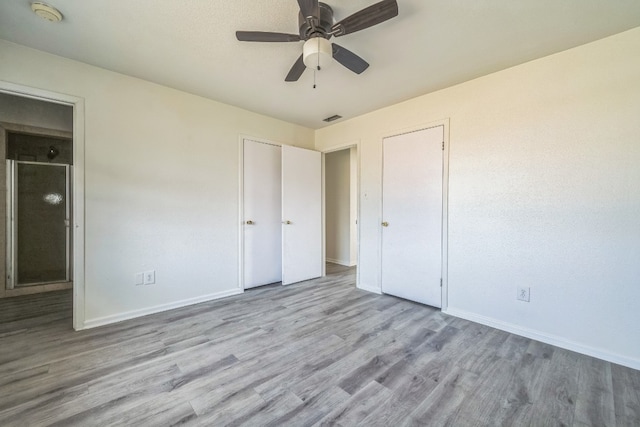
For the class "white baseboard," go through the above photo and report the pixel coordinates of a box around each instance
[326,258,351,267]
[443,307,640,371]
[357,283,382,295]
[82,288,243,330]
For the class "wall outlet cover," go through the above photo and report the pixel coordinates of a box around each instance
[517,286,530,302]
[143,270,155,285]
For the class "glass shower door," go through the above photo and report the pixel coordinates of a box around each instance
[7,161,70,287]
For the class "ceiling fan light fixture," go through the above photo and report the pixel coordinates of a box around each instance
[303,37,333,70]
[31,2,63,22]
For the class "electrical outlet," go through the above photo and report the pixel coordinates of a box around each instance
[143,270,155,285]
[517,286,530,302]
[134,272,144,286]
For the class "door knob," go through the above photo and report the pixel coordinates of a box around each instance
[382,222,389,227]
[283,220,292,225]
[246,220,254,225]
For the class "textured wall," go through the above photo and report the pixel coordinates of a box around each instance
[0,40,314,325]
[315,28,640,368]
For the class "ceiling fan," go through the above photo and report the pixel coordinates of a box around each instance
[235,0,399,82]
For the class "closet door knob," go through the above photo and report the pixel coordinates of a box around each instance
[382,222,389,227]
[283,220,292,225]
[246,220,254,225]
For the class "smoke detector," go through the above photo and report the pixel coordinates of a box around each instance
[31,2,63,22]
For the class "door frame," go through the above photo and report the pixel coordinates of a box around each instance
[0,80,86,330]
[320,141,360,287]
[379,119,450,310]
[237,135,284,291]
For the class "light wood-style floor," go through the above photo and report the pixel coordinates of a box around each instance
[1,264,639,426]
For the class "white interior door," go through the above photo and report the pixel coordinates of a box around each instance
[381,126,443,307]
[243,140,282,288]
[282,145,322,285]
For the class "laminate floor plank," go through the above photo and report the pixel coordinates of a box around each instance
[288,307,435,403]
[314,380,393,426]
[574,357,616,426]
[252,334,349,401]
[0,263,638,426]
[528,347,581,426]
[211,387,304,427]
[36,362,184,427]
[611,363,640,425]
[262,386,350,427]
[403,366,480,426]
[89,398,198,427]
[0,290,72,324]
[448,352,533,426]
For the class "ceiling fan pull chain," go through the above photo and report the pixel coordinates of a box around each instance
[313,37,319,89]
[317,37,321,71]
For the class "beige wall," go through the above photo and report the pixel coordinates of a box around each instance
[0,40,314,326]
[315,27,640,368]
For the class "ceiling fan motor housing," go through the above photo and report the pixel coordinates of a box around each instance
[303,37,333,70]
[235,0,399,81]
[298,2,334,40]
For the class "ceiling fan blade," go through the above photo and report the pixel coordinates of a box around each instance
[332,0,398,37]
[297,0,319,19]
[285,54,306,82]
[236,31,301,42]
[332,43,369,74]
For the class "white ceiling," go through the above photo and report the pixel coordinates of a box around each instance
[1,1,639,129]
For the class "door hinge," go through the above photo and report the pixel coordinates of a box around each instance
[440,278,443,287]
[442,141,445,151]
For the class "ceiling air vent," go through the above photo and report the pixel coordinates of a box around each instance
[323,115,342,123]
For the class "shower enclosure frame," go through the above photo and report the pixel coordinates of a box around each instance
[6,159,72,289]
[1,124,73,295]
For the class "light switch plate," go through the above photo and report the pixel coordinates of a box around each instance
[135,272,144,286]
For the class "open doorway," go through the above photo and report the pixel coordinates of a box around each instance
[0,92,74,327]
[324,146,358,279]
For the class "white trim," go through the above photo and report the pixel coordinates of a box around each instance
[82,289,243,330]
[357,283,382,295]
[0,80,86,331]
[237,135,245,292]
[440,120,450,310]
[443,307,640,371]
[378,119,450,310]
[321,151,326,277]
[320,140,361,289]
[326,258,353,267]
[72,102,85,330]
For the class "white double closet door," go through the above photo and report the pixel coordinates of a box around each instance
[243,139,322,289]
[381,126,444,307]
